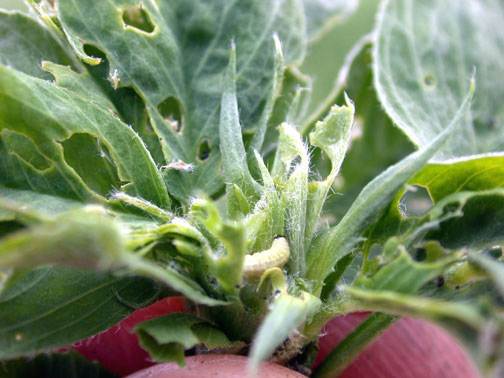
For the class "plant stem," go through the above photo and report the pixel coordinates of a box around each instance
[312,312,397,378]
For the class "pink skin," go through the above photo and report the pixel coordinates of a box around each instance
[314,312,481,378]
[67,301,479,377]
[126,355,306,378]
[66,297,186,377]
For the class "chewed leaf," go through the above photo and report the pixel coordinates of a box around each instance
[191,198,246,294]
[0,65,169,208]
[374,0,504,159]
[42,61,116,110]
[411,154,504,202]
[353,248,459,294]
[305,96,355,252]
[57,0,306,198]
[135,313,243,367]
[305,81,474,283]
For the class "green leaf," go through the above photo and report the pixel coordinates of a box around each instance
[0,207,223,306]
[0,11,75,80]
[190,198,246,295]
[312,40,413,219]
[470,253,504,297]
[243,152,284,252]
[305,80,474,285]
[0,186,83,223]
[248,291,321,374]
[374,0,504,159]
[306,95,354,250]
[0,208,127,270]
[302,0,359,42]
[275,123,309,275]
[412,154,504,202]
[0,266,158,359]
[362,155,504,255]
[0,350,117,378]
[0,65,169,207]
[135,313,242,367]
[57,0,306,199]
[42,61,116,111]
[426,189,504,250]
[343,286,487,341]
[219,43,261,218]
[341,286,504,373]
[354,247,459,294]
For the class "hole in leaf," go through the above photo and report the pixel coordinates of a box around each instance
[61,133,121,196]
[422,73,436,89]
[83,44,107,61]
[399,186,433,217]
[442,202,460,215]
[1,130,50,171]
[483,245,503,259]
[197,138,211,162]
[122,6,156,33]
[367,244,383,261]
[0,221,24,238]
[158,96,184,133]
[414,248,427,262]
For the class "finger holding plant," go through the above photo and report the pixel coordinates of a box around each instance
[0,0,504,377]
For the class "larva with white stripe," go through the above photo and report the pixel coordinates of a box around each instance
[243,237,290,278]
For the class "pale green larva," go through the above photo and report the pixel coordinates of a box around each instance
[243,237,290,279]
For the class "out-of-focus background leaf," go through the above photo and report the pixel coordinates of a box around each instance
[0,1,26,11]
[301,0,381,116]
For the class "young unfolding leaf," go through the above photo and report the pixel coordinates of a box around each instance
[275,123,309,275]
[220,44,261,218]
[243,151,284,252]
[248,291,321,374]
[305,96,354,250]
[191,198,246,295]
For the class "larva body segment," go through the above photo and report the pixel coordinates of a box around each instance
[243,237,290,279]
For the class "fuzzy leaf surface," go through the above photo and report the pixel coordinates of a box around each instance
[302,0,359,41]
[0,267,158,359]
[305,81,474,284]
[57,0,305,200]
[374,0,504,159]
[0,65,169,207]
